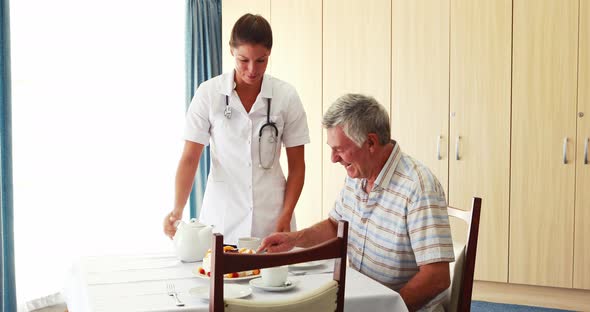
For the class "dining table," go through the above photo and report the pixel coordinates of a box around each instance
[63,253,409,312]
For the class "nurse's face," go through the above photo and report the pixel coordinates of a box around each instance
[327,126,371,179]
[231,43,270,86]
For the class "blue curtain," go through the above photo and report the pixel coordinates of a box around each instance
[185,0,222,219]
[0,0,17,311]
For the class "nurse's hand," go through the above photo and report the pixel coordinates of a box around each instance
[274,215,292,232]
[163,210,182,239]
[258,232,297,253]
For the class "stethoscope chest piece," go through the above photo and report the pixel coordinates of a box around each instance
[224,105,232,119]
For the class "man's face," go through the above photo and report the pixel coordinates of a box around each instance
[326,126,370,179]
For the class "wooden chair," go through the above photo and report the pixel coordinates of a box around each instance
[209,221,349,312]
[445,197,482,312]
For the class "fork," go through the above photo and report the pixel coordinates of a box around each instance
[166,283,185,306]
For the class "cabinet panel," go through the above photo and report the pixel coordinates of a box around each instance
[221,0,271,73]
[271,0,323,229]
[391,0,449,196]
[449,0,511,283]
[510,0,578,288]
[574,0,590,290]
[322,0,391,217]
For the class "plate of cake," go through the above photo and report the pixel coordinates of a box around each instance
[193,246,261,281]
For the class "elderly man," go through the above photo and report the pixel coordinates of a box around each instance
[259,94,454,312]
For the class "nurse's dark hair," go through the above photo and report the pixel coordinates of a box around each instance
[322,94,391,147]
[230,13,273,50]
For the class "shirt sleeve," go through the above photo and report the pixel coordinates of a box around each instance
[183,84,212,146]
[282,88,310,148]
[328,180,349,223]
[407,179,455,266]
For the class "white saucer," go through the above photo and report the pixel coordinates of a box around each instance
[249,277,299,292]
[189,284,252,301]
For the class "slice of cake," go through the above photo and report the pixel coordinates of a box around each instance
[198,246,261,278]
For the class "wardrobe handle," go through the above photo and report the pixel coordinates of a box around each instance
[584,137,589,165]
[455,136,461,161]
[437,135,442,160]
[563,137,568,164]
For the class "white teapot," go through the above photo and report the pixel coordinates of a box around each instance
[173,218,213,262]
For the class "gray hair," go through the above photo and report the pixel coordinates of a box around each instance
[322,94,391,147]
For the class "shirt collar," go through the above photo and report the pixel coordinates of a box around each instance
[219,70,273,99]
[372,141,402,191]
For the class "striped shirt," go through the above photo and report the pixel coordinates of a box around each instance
[329,142,454,312]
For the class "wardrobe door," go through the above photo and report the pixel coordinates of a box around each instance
[271,0,323,229]
[221,0,271,72]
[391,0,449,196]
[574,0,590,291]
[510,0,578,287]
[323,0,391,217]
[449,0,512,283]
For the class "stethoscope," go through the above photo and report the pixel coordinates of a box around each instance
[224,95,278,169]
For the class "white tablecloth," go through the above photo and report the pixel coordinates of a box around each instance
[63,254,408,312]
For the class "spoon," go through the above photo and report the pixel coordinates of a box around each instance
[289,271,307,276]
[289,270,334,276]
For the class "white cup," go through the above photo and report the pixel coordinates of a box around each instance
[238,237,261,251]
[261,265,288,287]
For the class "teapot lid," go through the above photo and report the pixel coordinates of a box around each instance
[185,218,207,228]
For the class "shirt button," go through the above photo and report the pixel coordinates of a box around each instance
[361,218,367,224]
[248,163,252,167]
[248,185,252,189]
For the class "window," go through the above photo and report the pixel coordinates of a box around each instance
[10,0,185,306]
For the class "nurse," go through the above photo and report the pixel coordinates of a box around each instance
[163,13,310,245]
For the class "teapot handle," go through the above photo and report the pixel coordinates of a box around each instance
[174,220,182,229]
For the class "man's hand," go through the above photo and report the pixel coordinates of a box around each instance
[260,219,338,253]
[258,232,298,253]
[163,210,182,239]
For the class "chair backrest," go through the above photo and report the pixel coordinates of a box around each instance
[209,221,349,312]
[446,197,482,312]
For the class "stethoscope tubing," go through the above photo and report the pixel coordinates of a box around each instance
[225,95,278,169]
